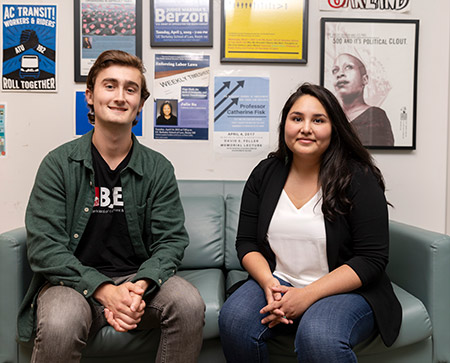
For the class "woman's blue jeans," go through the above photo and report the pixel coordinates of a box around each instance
[219,277,376,363]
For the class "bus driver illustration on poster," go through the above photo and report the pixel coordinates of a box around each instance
[20,54,40,79]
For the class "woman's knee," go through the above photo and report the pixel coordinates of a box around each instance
[294,294,374,362]
[296,320,342,351]
[219,283,269,342]
[219,291,273,363]
[218,297,240,335]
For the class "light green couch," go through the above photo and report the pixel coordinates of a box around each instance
[0,180,449,363]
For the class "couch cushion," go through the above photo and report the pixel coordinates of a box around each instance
[224,194,243,271]
[355,283,432,354]
[177,269,225,339]
[82,328,159,359]
[226,269,248,292]
[0,227,30,363]
[179,195,225,269]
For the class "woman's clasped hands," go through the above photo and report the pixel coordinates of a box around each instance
[260,282,315,328]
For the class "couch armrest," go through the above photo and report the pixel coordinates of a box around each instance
[0,227,30,363]
[388,220,450,362]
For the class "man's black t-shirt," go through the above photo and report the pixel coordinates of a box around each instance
[75,144,143,277]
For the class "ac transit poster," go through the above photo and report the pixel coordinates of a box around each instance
[214,76,269,155]
[2,4,57,92]
[153,53,210,140]
[151,0,212,46]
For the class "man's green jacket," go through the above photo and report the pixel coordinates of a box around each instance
[18,130,188,342]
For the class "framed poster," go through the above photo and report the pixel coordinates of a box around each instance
[321,18,419,149]
[74,0,142,82]
[150,0,213,47]
[221,0,308,63]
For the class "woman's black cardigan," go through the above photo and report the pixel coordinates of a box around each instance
[235,157,402,347]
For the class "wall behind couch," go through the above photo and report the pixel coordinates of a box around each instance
[1,0,449,234]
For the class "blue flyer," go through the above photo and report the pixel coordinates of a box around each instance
[2,4,57,91]
[75,91,143,137]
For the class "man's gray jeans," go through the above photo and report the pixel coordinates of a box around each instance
[31,275,205,363]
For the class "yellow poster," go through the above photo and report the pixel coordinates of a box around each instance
[222,0,308,62]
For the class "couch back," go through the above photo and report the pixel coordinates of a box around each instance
[179,195,225,269]
[177,180,245,271]
[224,194,242,271]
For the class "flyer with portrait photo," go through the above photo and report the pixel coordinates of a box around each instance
[153,53,210,140]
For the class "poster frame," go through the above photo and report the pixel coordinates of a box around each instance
[220,0,308,63]
[320,18,419,149]
[74,0,142,83]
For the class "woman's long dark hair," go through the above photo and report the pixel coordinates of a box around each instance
[270,83,386,221]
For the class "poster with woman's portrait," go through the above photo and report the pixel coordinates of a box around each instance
[153,53,210,140]
[320,18,419,149]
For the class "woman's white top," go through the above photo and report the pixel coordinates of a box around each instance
[267,189,329,288]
